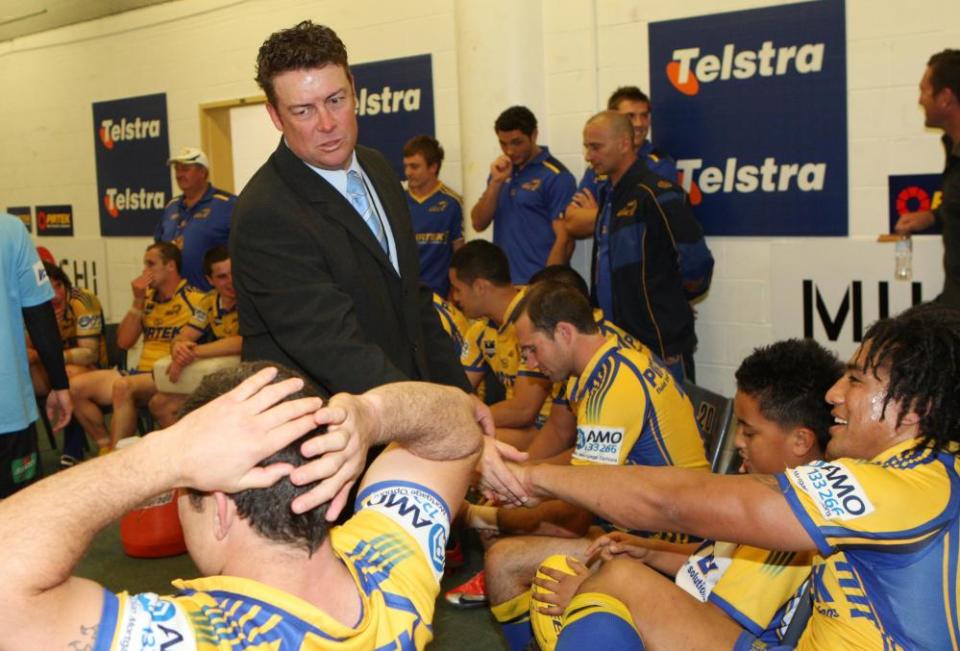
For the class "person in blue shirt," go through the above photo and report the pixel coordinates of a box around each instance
[403,135,464,297]
[0,214,71,497]
[470,106,577,283]
[155,147,236,291]
[564,86,678,244]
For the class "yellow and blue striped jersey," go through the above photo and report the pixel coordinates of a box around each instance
[186,291,239,341]
[778,438,960,651]
[567,336,706,469]
[460,287,557,424]
[676,540,812,644]
[94,480,449,650]
[59,286,107,367]
[139,279,206,372]
[433,292,470,359]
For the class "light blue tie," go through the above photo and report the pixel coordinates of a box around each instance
[346,170,388,253]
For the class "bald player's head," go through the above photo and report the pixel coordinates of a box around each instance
[583,110,636,180]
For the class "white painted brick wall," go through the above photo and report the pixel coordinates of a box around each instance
[1,0,957,398]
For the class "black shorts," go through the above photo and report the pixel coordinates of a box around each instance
[0,422,42,498]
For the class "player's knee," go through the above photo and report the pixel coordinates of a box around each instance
[581,558,646,599]
[111,376,133,402]
[485,537,527,577]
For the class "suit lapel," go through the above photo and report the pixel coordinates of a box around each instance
[271,140,398,276]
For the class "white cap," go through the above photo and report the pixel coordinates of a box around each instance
[167,147,209,168]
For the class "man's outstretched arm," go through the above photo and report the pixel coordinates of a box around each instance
[515,463,815,553]
[291,382,484,517]
[0,368,322,651]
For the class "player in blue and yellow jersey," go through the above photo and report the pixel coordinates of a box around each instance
[433,291,471,360]
[403,135,464,297]
[70,242,205,450]
[526,339,842,651]
[0,362,484,651]
[149,246,242,428]
[27,262,107,388]
[449,241,554,444]
[26,262,107,466]
[470,106,577,283]
[473,281,706,647]
[483,305,960,651]
[156,147,236,291]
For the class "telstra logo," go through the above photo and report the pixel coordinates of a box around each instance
[98,117,162,150]
[666,41,826,95]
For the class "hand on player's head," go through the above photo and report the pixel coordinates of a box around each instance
[167,366,323,494]
[288,392,378,518]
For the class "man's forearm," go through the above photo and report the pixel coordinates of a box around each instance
[0,435,175,596]
[491,396,540,428]
[470,182,503,231]
[497,499,592,537]
[527,464,709,537]
[194,335,242,359]
[65,341,98,367]
[116,301,144,349]
[364,382,482,460]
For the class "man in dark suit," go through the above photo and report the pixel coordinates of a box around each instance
[231,21,470,397]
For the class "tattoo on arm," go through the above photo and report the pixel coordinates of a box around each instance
[750,474,781,492]
[66,623,98,651]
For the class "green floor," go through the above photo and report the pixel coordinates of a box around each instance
[36,425,506,649]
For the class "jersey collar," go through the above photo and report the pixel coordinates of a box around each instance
[569,336,620,404]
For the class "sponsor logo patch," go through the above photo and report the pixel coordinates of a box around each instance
[792,461,874,521]
[573,426,625,465]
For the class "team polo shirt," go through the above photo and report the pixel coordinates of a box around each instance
[185,291,239,341]
[567,337,706,469]
[94,479,450,650]
[407,184,463,296]
[59,286,107,367]
[676,540,812,644]
[139,280,206,372]
[577,141,678,198]
[491,147,576,284]
[0,215,53,433]
[778,439,960,650]
[155,185,236,291]
[460,287,556,425]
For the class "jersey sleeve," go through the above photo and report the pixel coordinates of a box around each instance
[646,182,714,300]
[72,291,104,339]
[450,198,464,241]
[571,360,649,466]
[461,321,487,373]
[544,169,577,221]
[13,227,53,308]
[186,291,213,334]
[777,457,957,556]
[354,480,452,583]
[94,589,195,651]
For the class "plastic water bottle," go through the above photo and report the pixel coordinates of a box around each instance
[895,236,912,281]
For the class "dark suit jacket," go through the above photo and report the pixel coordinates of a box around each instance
[230,139,470,397]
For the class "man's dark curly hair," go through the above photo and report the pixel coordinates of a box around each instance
[858,304,960,454]
[179,361,330,554]
[735,339,843,450]
[255,20,350,106]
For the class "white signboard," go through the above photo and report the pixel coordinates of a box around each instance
[37,237,111,318]
[771,237,944,361]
